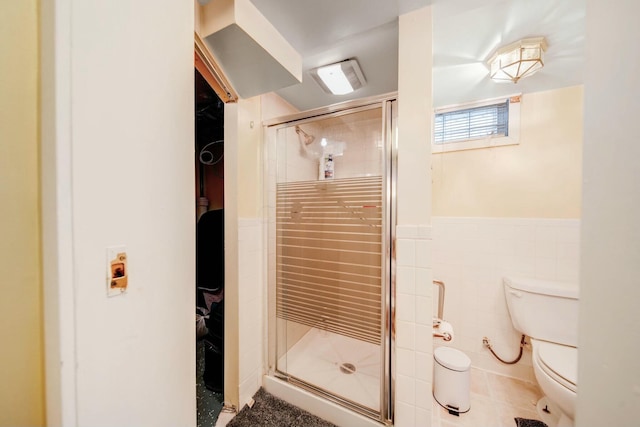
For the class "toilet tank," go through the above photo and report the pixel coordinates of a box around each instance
[503,276,579,347]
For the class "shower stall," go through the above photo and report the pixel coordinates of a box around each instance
[265,95,397,423]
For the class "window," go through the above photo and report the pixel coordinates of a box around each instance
[432,95,521,153]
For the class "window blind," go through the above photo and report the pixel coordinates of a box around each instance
[434,100,509,144]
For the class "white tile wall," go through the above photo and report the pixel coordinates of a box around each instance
[274,113,383,183]
[238,218,264,407]
[395,224,433,427]
[431,217,580,382]
[324,115,383,179]
[276,127,318,183]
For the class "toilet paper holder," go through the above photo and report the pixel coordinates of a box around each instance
[433,318,453,341]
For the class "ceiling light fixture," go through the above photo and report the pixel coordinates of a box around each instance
[487,37,548,83]
[310,59,367,95]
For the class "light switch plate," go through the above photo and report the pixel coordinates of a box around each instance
[107,245,128,297]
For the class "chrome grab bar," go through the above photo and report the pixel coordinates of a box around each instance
[433,280,452,340]
[433,280,445,320]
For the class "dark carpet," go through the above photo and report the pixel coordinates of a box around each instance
[227,388,337,427]
[197,340,224,427]
[514,417,548,427]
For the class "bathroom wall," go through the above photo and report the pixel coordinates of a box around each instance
[430,85,583,382]
[275,125,319,182]
[274,111,383,183]
[432,217,580,381]
[237,96,266,407]
[261,92,298,120]
[432,85,583,218]
[577,1,640,425]
[0,0,45,424]
[317,108,383,179]
[237,216,263,407]
[41,0,196,424]
[222,95,268,408]
[237,97,264,219]
[396,225,434,426]
[395,6,433,427]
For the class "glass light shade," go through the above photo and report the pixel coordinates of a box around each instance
[487,37,547,83]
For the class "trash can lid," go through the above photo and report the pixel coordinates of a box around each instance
[434,346,471,372]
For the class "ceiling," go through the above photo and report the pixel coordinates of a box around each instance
[249,0,585,111]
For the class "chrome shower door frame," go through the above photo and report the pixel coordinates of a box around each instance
[264,93,398,424]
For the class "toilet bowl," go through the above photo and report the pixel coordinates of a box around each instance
[503,276,579,427]
[531,339,577,426]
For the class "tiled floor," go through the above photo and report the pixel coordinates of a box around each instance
[432,367,545,427]
[219,367,543,427]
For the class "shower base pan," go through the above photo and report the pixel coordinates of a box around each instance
[276,327,381,410]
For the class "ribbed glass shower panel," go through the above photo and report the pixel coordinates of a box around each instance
[276,176,383,344]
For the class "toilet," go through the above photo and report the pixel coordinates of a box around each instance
[503,276,579,427]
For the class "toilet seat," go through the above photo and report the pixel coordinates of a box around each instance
[533,340,577,393]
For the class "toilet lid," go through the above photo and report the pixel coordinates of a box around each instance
[536,341,578,390]
[434,346,471,372]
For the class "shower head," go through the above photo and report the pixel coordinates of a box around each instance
[295,125,315,146]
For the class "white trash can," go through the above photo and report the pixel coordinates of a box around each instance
[433,346,471,415]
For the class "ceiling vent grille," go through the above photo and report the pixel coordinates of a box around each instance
[309,59,367,95]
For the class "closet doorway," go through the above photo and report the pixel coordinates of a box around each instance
[195,67,226,426]
[194,32,238,426]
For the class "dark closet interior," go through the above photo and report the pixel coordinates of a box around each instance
[195,68,226,425]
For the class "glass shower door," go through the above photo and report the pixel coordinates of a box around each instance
[268,101,395,420]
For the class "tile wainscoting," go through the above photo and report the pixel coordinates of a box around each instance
[395,225,434,427]
[238,218,264,407]
[431,217,580,381]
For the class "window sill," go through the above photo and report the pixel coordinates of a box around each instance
[431,136,519,153]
